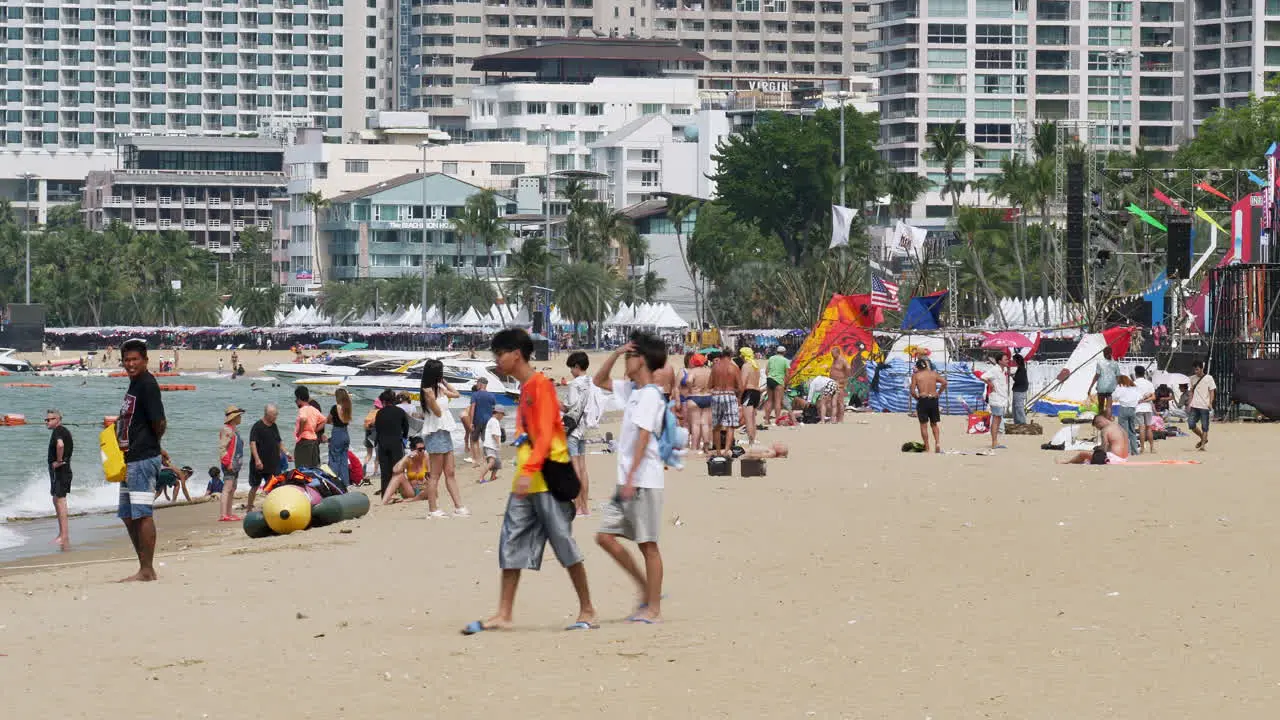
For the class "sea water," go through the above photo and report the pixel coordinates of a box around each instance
[0,374,472,560]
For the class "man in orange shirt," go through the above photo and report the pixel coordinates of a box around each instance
[463,328,596,634]
[293,386,326,469]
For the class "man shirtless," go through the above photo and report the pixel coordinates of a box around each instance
[738,348,762,445]
[828,347,852,423]
[909,358,947,452]
[1058,414,1131,464]
[652,354,677,403]
[709,349,742,452]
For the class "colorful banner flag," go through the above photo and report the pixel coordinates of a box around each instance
[1152,189,1189,216]
[887,220,928,260]
[1194,207,1227,235]
[1195,182,1231,201]
[1126,203,1167,232]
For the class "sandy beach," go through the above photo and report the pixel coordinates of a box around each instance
[3,400,1277,717]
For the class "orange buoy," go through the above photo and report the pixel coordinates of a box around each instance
[109,371,127,378]
[153,372,180,377]
[4,382,53,388]
[158,384,196,391]
[2,413,26,426]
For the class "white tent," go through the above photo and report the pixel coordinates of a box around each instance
[982,297,1083,328]
[451,306,484,326]
[650,303,689,329]
[218,306,243,327]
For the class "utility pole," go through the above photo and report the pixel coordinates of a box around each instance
[838,90,847,207]
[20,172,36,303]
[543,126,552,326]
[418,141,431,330]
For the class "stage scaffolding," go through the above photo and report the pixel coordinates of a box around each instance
[1206,264,1280,418]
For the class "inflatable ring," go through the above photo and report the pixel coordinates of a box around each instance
[158,384,196,391]
[2,413,26,426]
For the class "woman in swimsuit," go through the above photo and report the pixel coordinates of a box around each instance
[683,354,713,454]
[383,436,430,505]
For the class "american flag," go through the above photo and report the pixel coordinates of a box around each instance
[870,275,900,310]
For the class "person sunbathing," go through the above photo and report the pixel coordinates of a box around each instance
[710,442,789,459]
[382,437,431,505]
[1058,414,1130,464]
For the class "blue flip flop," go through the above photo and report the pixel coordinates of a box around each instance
[626,616,661,625]
[564,621,598,631]
[461,620,489,635]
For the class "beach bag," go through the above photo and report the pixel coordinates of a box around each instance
[541,458,581,502]
[99,425,126,483]
[645,385,689,470]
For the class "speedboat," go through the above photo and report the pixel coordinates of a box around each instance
[0,348,34,373]
[340,358,519,409]
[260,351,442,382]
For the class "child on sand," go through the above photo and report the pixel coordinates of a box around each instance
[480,406,505,483]
[205,466,224,497]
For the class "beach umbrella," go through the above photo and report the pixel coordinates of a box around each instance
[340,342,369,351]
[318,339,345,346]
[980,331,1034,350]
[1153,371,1189,387]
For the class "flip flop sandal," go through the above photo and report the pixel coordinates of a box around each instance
[564,621,598,631]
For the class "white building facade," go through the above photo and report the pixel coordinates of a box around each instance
[589,112,731,209]
[278,127,548,293]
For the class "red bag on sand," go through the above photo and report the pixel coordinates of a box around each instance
[347,451,365,485]
[967,411,991,434]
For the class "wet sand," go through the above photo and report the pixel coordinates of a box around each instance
[3,408,1277,717]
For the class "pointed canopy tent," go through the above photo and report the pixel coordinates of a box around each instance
[451,307,484,326]
[787,294,880,388]
[218,306,243,327]
[650,303,690,329]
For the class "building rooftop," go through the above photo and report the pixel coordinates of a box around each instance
[327,171,488,205]
[119,134,284,153]
[472,37,707,73]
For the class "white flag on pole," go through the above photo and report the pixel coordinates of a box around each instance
[830,205,857,248]
[889,220,929,260]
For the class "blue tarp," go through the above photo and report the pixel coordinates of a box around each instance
[901,292,947,330]
[868,358,988,414]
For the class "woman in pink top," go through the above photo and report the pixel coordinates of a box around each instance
[293,386,326,469]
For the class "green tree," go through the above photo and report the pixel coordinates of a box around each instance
[552,261,616,336]
[504,236,552,312]
[949,207,1011,326]
[559,179,597,263]
[687,201,783,287]
[302,190,330,284]
[663,193,704,324]
[452,188,512,324]
[884,172,931,225]
[924,122,984,214]
[233,284,284,326]
[710,107,879,265]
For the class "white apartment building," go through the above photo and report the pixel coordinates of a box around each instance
[1189,0,1280,123]
[589,111,730,208]
[871,0,1187,218]
[278,127,547,292]
[466,37,704,183]
[399,0,874,134]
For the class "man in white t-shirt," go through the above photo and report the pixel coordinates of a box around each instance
[562,351,594,516]
[480,406,504,484]
[592,331,667,625]
[984,354,1011,450]
[1187,360,1216,450]
[1132,365,1156,455]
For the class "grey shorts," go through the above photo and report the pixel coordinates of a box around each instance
[484,447,501,470]
[1135,411,1153,426]
[597,487,663,544]
[567,433,587,457]
[1189,408,1211,431]
[498,491,582,570]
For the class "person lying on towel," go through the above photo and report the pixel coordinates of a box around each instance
[1057,414,1130,465]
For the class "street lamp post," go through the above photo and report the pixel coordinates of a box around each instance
[543,125,552,326]
[20,172,36,303]
[838,90,847,207]
[418,141,431,330]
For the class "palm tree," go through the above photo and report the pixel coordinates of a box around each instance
[234,284,283,326]
[559,179,594,262]
[504,236,552,313]
[951,207,1010,327]
[663,193,703,325]
[589,204,644,275]
[1031,121,1058,162]
[452,188,512,324]
[884,172,931,225]
[989,155,1035,299]
[924,122,984,214]
[302,190,330,284]
[553,261,617,338]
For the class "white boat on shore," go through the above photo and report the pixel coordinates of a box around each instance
[0,349,34,373]
[340,358,519,408]
[260,351,447,382]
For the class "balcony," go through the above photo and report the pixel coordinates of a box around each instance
[926,83,966,94]
[1140,30,1176,47]
[1035,77,1071,95]
[1036,28,1071,45]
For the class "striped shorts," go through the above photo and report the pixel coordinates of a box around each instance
[712,393,740,428]
[118,456,162,520]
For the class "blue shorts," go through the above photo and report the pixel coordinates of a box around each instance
[118,456,162,520]
[1189,408,1211,431]
[424,429,453,454]
[567,434,587,457]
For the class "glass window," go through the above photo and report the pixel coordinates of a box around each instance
[345,159,370,173]
[526,101,546,114]
[584,103,603,116]
[927,24,967,43]
[489,162,526,175]
[927,98,967,118]
[928,48,967,67]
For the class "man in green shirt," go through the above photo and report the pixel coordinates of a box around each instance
[764,346,790,425]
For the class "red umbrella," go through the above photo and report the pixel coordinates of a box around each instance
[980,331,1034,350]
